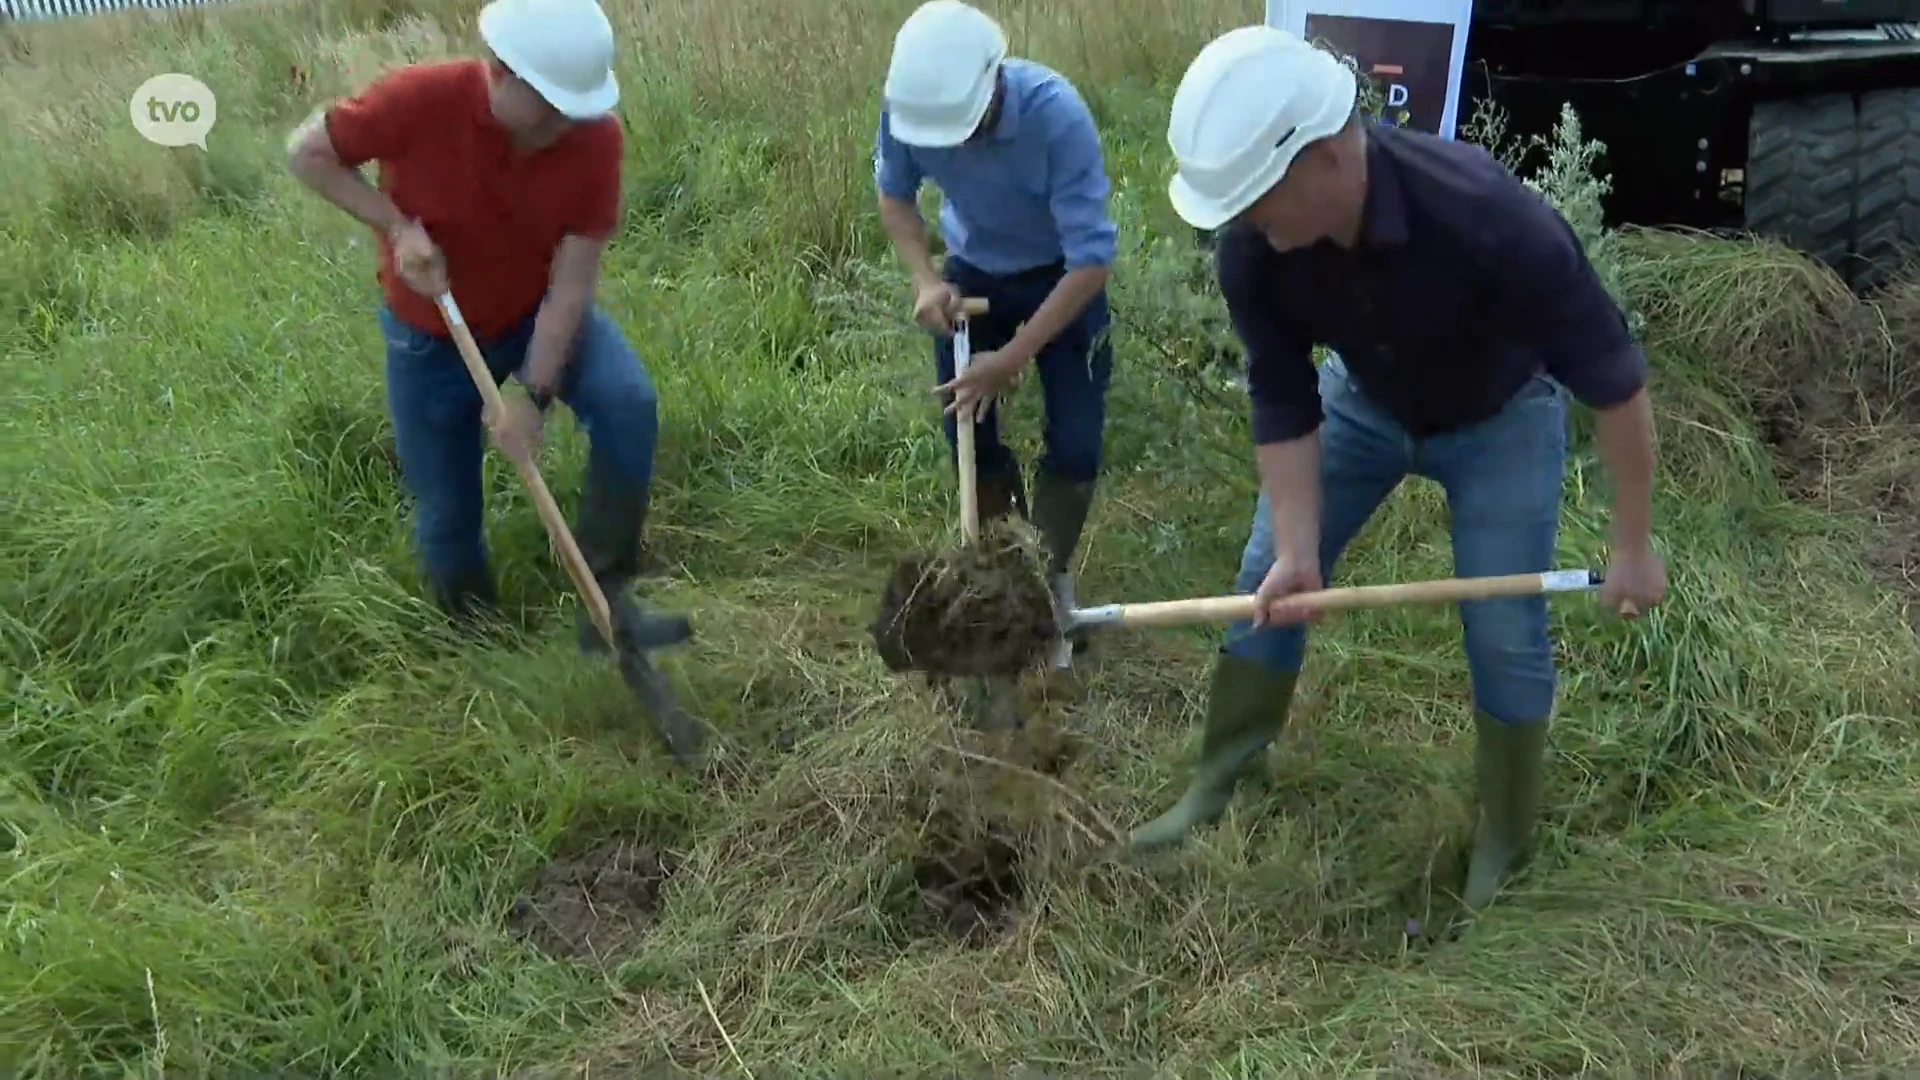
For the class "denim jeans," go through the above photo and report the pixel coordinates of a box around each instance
[378,302,659,592]
[932,256,1114,485]
[1223,354,1570,725]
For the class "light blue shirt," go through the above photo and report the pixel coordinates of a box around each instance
[874,58,1118,276]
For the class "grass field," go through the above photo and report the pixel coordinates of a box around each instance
[5,0,1920,1075]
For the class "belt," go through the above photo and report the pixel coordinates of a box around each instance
[947,256,1066,285]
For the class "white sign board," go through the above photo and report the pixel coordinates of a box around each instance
[1266,0,1475,140]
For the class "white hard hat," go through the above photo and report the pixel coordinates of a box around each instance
[883,0,1008,147]
[478,0,620,119]
[1166,25,1358,230]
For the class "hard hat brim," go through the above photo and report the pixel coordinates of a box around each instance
[1168,174,1238,231]
[887,103,986,148]
[1168,135,1304,231]
[479,6,622,119]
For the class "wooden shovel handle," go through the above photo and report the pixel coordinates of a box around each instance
[951,299,987,545]
[434,293,617,647]
[956,420,979,545]
[1086,570,1606,630]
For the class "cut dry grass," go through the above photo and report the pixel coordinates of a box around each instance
[1618,227,1920,620]
[4,0,1920,1077]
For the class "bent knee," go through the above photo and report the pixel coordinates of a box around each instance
[1461,597,1550,660]
[608,377,658,421]
[1461,597,1556,720]
[576,346,659,425]
[1041,413,1105,483]
[580,379,659,484]
[1042,447,1101,484]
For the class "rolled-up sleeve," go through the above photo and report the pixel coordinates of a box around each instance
[1218,232,1321,444]
[873,111,923,202]
[1042,89,1118,271]
[1495,190,1647,409]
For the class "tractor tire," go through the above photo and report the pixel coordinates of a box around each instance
[1746,90,1920,292]
[1852,87,1920,292]
[1745,94,1857,277]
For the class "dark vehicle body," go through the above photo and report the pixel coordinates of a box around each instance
[1467,0,1920,290]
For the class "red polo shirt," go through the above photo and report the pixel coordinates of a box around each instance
[323,59,623,339]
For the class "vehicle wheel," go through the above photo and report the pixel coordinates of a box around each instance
[1852,87,1920,292]
[1747,90,1920,292]
[1745,94,1857,277]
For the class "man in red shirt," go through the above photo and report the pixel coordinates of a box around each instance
[286,0,691,660]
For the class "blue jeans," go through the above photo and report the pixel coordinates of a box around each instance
[1223,355,1570,725]
[379,302,660,594]
[933,256,1113,486]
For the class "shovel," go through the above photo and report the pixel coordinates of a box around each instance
[946,294,1029,728]
[951,295,990,544]
[872,566,1608,681]
[1064,568,1607,635]
[434,292,705,766]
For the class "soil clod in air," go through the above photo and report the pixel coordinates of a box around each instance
[869,518,1059,679]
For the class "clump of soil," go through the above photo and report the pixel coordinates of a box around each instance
[507,838,670,963]
[910,811,1025,947]
[869,517,1059,679]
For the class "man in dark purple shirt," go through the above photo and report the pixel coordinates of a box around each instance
[1128,26,1667,913]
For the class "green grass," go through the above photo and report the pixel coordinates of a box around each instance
[4,0,1919,1076]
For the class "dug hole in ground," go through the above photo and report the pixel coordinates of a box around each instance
[2,1,1917,1076]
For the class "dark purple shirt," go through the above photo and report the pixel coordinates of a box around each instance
[1216,123,1647,444]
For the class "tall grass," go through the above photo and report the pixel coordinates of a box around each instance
[4,0,1919,1075]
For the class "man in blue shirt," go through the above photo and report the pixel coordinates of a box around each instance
[1131,26,1668,912]
[873,0,1120,683]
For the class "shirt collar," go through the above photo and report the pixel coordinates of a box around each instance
[1356,126,1410,247]
[978,65,1020,142]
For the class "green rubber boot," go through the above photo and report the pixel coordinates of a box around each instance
[573,472,692,654]
[1031,468,1096,668]
[427,564,499,625]
[1461,710,1549,910]
[1125,653,1300,854]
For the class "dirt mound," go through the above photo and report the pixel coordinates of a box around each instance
[1618,230,1920,625]
[1854,278,1920,599]
[899,724,1090,947]
[676,714,1102,970]
[507,839,671,963]
[910,813,1025,947]
[868,517,1058,679]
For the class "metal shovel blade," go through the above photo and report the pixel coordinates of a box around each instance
[616,645,706,767]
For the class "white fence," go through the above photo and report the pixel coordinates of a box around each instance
[1,0,254,19]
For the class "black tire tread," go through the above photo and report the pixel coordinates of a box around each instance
[1746,94,1858,277]
[1851,87,1920,292]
